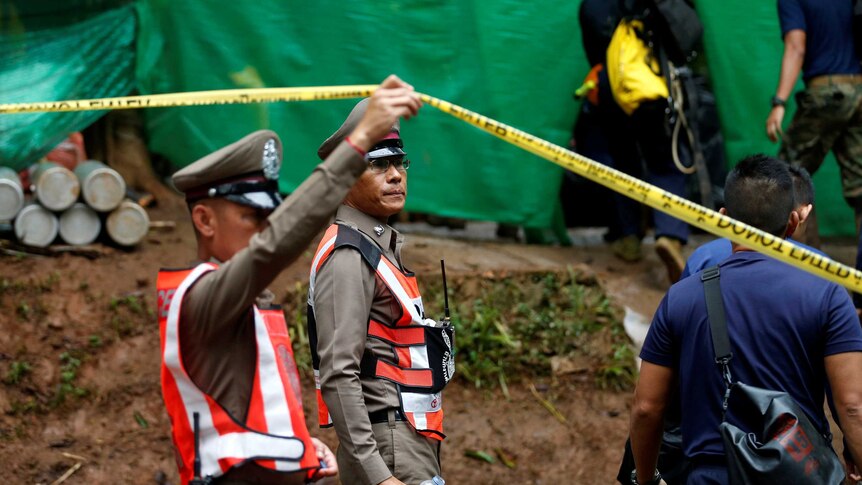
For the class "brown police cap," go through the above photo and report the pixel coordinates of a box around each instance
[173,130,284,210]
[317,98,404,160]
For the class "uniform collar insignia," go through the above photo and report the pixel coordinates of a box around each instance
[374,225,385,236]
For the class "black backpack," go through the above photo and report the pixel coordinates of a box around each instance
[651,0,703,64]
[622,0,703,64]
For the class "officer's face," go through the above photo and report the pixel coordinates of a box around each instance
[195,198,270,261]
[344,159,407,221]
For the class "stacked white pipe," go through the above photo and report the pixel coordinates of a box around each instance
[0,161,149,248]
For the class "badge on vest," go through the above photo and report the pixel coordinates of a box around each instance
[442,329,455,384]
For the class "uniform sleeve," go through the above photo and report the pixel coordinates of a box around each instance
[822,284,862,357]
[182,142,366,337]
[640,293,677,368]
[777,0,806,37]
[314,248,392,485]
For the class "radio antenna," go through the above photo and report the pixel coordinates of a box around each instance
[441,259,450,321]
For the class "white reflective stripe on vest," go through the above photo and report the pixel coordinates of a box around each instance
[402,391,442,428]
[412,413,427,430]
[163,264,223,476]
[375,260,423,324]
[251,306,301,472]
[402,391,442,412]
[214,431,304,465]
[307,236,336,305]
[409,345,430,369]
[163,263,304,477]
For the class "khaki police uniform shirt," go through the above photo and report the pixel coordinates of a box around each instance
[313,204,407,485]
[178,142,365,484]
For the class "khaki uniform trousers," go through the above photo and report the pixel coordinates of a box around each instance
[336,411,441,485]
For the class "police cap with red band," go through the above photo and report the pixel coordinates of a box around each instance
[317,98,406,161]
[172,130,284,210]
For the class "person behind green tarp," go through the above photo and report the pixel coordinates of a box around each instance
[573,0,697,283]
[766,0,862,247]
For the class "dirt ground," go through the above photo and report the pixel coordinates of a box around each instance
[0,201,857,485]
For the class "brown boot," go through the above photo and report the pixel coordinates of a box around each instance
[611,235,643,262]
[655,236,685,283]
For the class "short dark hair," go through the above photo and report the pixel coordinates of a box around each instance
[724,154,794,237]
[787,164,815,207]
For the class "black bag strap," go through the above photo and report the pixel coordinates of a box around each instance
[333,223,383,269]
[702,266,731,362]
[701,265,734,415]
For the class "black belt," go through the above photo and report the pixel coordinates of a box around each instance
[368,408,406,424]
[806,74,862,88]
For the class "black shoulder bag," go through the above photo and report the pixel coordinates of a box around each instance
[701,266,845,484]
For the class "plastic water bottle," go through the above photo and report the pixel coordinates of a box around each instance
[418,476,445,485]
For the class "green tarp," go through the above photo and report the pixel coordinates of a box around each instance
[0,0,856,235]
[135,0,582,228]
[134,0,857,235]
[0,1,136,167]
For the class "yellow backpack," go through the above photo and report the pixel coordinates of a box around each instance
[606,19,669,115]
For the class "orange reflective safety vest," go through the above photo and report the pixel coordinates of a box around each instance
[157,263,320,484]
[307,224,455,441]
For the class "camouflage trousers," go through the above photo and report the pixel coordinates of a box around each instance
[780,79,862,203]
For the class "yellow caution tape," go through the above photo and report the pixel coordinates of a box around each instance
[419,93,862,293]
[3,86,861,292]
[0,86,378,114]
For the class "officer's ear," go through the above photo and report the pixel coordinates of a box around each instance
[784,210,800,239]
[796,203,813,225]
[191,201,217,238]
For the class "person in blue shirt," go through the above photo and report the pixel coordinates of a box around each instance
[765,0,862,247]
[680,165,823,280]
[629,154,862,485]
[856,230,862,311]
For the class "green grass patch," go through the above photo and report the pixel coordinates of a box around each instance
[107,293,154,338]
[50,351,89,407]
[5,360,31,385]
[1,272,57,321]
[283,267,635,391]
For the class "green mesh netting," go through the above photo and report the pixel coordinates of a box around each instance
[0,1,136,169]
